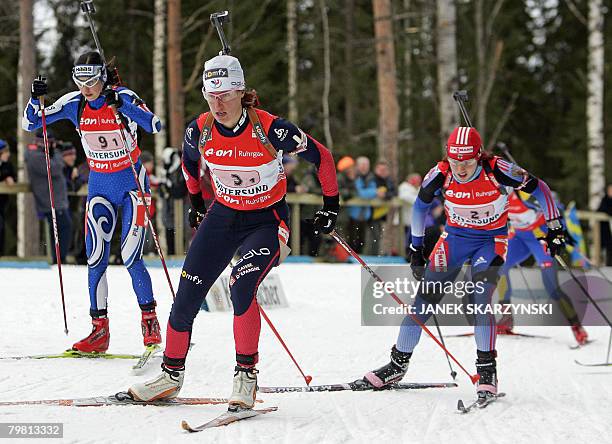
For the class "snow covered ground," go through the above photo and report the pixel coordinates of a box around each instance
[0,264,610,443]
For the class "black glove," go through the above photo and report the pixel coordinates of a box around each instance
[408,244,426,280]
[188,192,207,229]
[31,75,48,99]
[312,195,339,235]
[544,218,566,257]
[563,228,577,247]
[103,88,123,108]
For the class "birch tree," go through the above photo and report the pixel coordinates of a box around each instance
[167,0,184,149]
[436,0,457,149]
[153,0,167,249]
[320,0,333,149]
[586,0,605,211]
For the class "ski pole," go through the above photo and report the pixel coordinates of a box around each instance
[79,0,176,300]
[259,305,312,385]
[330,230,480,384]
[554,255,612,328]
[516,265,538,304]
[432,314,457,380]
[452,90,474,127]
[39,89,69,335]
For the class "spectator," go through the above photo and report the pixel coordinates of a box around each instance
[348,156,377,254]
[398,173,422,256]
[598,184,612,265]
[59,141,87,262]
[372,160,397,255]
[283,154,306,194]
[59,142,86,192]
[160,147,186,255]
[295,160,323,257]
[0,139,17,255]
[25,130,72,263]
[333,156,356,261]
[140,150,158,255]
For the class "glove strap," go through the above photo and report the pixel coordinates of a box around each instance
[322,194,340,213]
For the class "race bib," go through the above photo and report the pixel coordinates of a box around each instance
[84,130,125,152]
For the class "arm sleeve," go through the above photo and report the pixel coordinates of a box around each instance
[180,119,202,195]
[493,158,560,221]
[116,88,162,134]
[410,164,446,246]
[22,91,81,131]
[268,117,338,197]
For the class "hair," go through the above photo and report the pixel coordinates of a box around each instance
[241,88,260,108]
[75,51,103,66]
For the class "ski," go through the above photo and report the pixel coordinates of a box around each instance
[181,406,278,432]
[132,344,162,372]
[0,392,240,407]
[447,331,550,339]
[569,339,596,350]
[0,350,142,360]
[259,380,458,393]
[574,360,612,367]
[457,392,506,413]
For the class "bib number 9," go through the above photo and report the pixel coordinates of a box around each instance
[84,132,123,151]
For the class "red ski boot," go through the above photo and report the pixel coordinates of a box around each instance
[141,310,162,346]
[72,317,110,353]
[571,322,588,346]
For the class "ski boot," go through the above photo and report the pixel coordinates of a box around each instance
[571,321,588,346]
[363,345,411,389]
[72,317,110,353]
[140,306,162,346]
[128,363,184,401]
[228,366,258,410]
[476,350,497,399]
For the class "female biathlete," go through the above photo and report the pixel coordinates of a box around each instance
[128,54,339,409]
[23,51,163,353]
[497,191,588,344]
[362,127,565,399]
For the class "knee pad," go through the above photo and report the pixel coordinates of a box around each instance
[86,196,116,268]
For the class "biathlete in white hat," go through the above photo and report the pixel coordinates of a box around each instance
[128,54,340,409]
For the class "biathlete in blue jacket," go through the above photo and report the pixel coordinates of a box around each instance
[22,51,163,353]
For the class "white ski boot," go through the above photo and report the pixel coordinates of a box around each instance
[228,366,258,409]
[128,364,184,401]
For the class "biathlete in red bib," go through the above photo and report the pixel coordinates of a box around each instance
[129,54,339,408]
[362,126,566,400]
[22,51,163,353]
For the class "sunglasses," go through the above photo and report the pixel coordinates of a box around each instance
[202,89,243,103]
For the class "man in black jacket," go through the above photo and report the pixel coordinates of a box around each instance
[24,130,72,263]
[0,139,17,255]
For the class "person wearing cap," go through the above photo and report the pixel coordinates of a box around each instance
[0,139,16,255]
[361,126,565,401]
[22,50,163,355]
[25,130,72,264]
[129,54,339,409]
